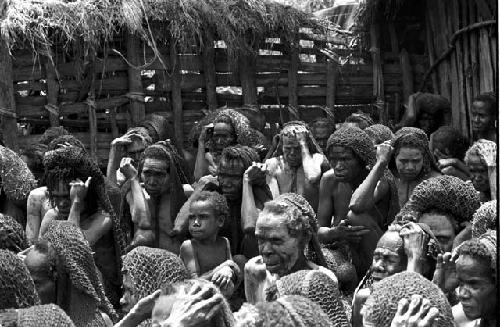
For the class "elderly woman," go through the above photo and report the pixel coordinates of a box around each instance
[244,193,336,304]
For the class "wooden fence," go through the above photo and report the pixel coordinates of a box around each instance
[10,32,427,167]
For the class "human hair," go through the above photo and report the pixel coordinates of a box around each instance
[190,191,229,221]
[47,135,85,152]
[473,92,497,116]
[326,126,375,168]
[431,126,469,160]
[345,112,374,130]
[420,208,459,232]
[464,139,496,165]
[219,145,259,172]
[457,238,496,281]
[39,127,70,146]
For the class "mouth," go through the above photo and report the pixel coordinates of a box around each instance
[371,272,386,281]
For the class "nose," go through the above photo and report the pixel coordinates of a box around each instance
[119,296,127,306]
[260,241,273,256]
[457,285,471,301]
[334,161,344,171]
[192,218,201,227]
[372,259,385,272]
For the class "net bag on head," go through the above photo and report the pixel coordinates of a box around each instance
[0,249,40,309]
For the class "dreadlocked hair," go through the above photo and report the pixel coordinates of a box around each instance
[0,249,40,309]
[139,140,189,184]
[263,193,327,268]
[272,121,324,158]
[47,135,86,152]
[123,127,154,149]
[326,125,376,167]
[190,191,229,221]
[390,127,438,179]
[219,145,260,171]
[39,127,70,146]
[0,214,29,252]
[43,146,108,213]
[431,126,469,160]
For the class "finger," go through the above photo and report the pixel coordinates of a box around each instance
[395,298,409,317]
[436,253,443,266]
[442,252,452,263]
[204,296,224,320]
[420,307,439,327]
[346,225,369,232]
[149,289,162,300]
[408,294,422,315]
[418,298,431,318]
[85,177,92,187]
[187,283,204,296]
[338,220,347,227]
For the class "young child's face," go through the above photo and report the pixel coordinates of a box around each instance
[189,200,223,241]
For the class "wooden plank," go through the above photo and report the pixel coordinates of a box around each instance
[87,47,98,159]
[425,14,439,93]
[45,57,60,126]
[170,43,184,148]
[468,0,480,98]
[478,27,494,92]
[12,65,44,82]
[126,34,146,124]
[460,0,473,138]
[14,81,46,92]
[0,40,18,150]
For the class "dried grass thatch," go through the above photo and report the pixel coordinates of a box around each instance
[1,0,328,60]
[1,0,122,52]
[120,0,328,57]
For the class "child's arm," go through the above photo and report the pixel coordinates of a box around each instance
[180,240,199,278]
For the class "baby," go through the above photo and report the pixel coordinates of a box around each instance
[180,191,241,296]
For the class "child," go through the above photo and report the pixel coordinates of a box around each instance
[180,191,241,296]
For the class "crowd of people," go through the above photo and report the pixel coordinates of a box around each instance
[0,92,497,327]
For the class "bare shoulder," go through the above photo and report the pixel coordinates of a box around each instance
[28,186,48,199]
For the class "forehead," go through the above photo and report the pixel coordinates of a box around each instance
[143,158,168,171]
[256,212,289,235]
[456,255,492,278]
[467,153,486,166]
[472,101,491,113]
[376,231,403,251]
[214,122,234,134]
[127,138,146,152]
[219,158,245,175]
[53,180,70,193]
[282,135,299,147]
[419,213,454,232]
[328,146,355,158]
[396,147,423,158]
[190,200,215,213]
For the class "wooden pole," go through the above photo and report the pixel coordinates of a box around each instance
[425,13,439,93]
[388,22,399,53]
[170,42,184,148]
[45,56,60,127]
[0,40,18,151]
[126,33,145,125]
[238,52,257,106]
[87,45,98,159]
[399,49,414,103]
[326,59,337,124]
[288,43,299,110]
[460,0,473,139]
[468,0,480,98]
[370,23,385,124]
[202,31,218,111]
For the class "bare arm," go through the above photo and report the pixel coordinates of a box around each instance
[106,137,130,185]
[349,141,391,213]
[241,165,261,233]
[488,166,497,201]
[194,125,211,182]
[81,212,112,246]
[297,131,322,184]
[395,92,418,130]
[264,158,280,199]
[26,190,43,244]
[317,171,335,228]
[180,240,199,278]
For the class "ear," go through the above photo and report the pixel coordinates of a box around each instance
[217,215,225,228]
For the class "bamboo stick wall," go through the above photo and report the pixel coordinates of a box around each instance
[423,0,497,139]
[10,32,427,167]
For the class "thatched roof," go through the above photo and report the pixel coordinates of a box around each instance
[1,0,328,57]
